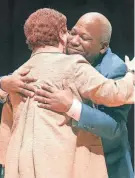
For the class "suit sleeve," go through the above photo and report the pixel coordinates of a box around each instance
[74,103,131,140]
[73,65,131,139]
[73,56,134,106]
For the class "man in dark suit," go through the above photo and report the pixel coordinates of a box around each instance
[33,13,134,178]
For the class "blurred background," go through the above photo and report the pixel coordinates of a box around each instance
[0,0,134,172]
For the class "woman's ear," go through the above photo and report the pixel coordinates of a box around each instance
[59,31,68,46]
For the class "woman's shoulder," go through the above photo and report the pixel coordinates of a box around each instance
[63,54,89,64]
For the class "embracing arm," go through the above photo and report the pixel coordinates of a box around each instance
[71,66,131,138]
[0,102,13,165]
[72,103,130,140]
[73,56,134,106]
[0,67,37,104]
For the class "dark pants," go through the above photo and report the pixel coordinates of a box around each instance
[0,166,4,178]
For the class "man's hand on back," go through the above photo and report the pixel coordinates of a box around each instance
[34,80,73,113]
[1,68,37,98]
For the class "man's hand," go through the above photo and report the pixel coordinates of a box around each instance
[34,80,73,113]
[125,55,135,71]
[1,68,36,97]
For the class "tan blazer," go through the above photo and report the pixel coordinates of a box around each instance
[0,50,134,178]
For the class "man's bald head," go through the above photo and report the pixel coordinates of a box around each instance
[67,12,112,64]
[77,12,112,43]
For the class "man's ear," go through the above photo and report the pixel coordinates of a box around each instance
[100,41,109,54]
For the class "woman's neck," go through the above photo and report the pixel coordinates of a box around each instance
[32,46,63,54]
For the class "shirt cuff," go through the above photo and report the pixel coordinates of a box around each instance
[66,98,82,121]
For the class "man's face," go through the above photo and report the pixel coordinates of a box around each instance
[67,18,103,64]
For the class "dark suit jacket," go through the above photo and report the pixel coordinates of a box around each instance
[77,48,134,178]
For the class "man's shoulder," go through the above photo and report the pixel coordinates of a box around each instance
[101,49,125,68]
[99,49,127,78]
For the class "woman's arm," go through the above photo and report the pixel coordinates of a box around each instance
[73,55,134,106]
[0,102,13,165]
